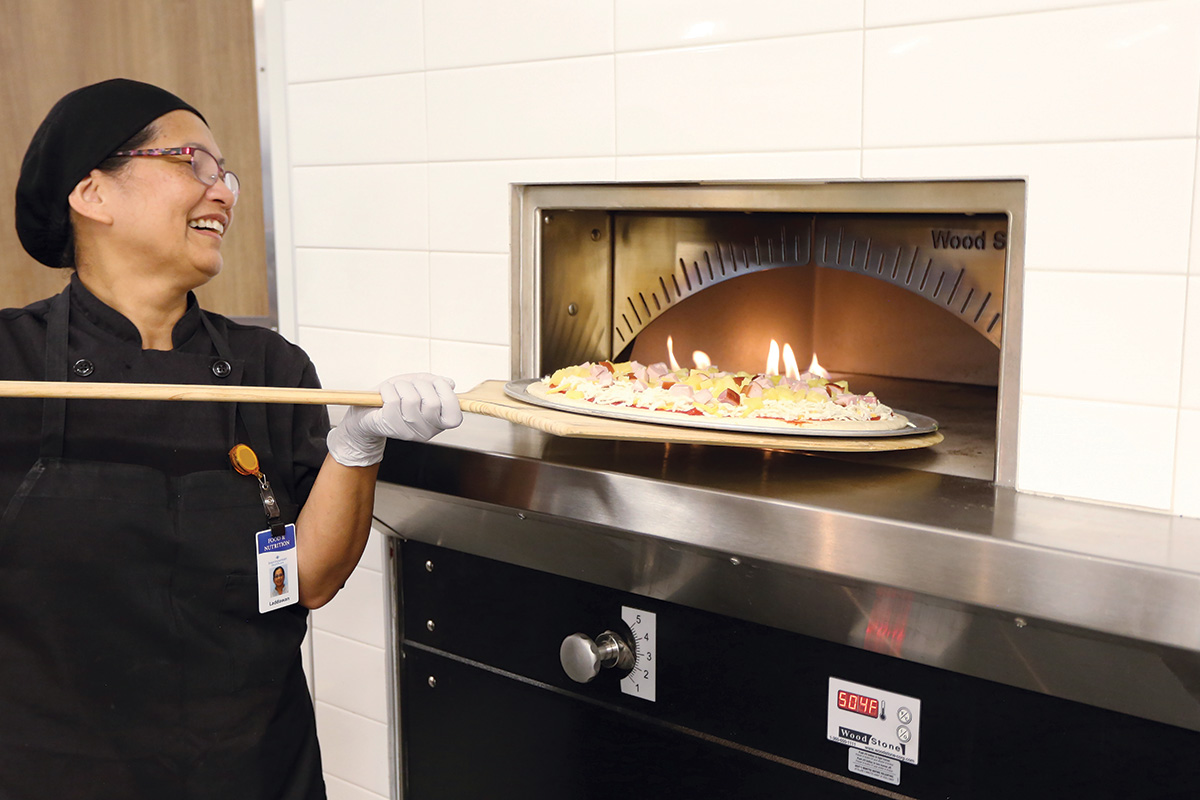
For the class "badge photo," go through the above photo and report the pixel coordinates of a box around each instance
[257,523,299,613]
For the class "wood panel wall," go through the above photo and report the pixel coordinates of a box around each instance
[0,0,270,318]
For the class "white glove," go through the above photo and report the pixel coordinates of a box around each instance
[327,373,464,467]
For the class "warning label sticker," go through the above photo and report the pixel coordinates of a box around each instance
[848,747,901,786]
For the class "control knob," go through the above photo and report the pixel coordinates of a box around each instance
[559,630,635,683]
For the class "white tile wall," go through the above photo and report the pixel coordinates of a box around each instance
[426,58,616,161]
[616,33,863,155]
[284,0,424,82]
[429,253,510,344]
[1020,272,1186,401]
[863,2,1200,147]
[307,528,392,795]
[1192,140,1200,276]
[311,562,387,649]
[266,0,1200,794]
[314,703,390,797]
[291,165,429,251]
[296,249,430,337]
[430,339,511,391]
[425,0,613,69]
[313,630,389,724]
[288,75,427,165]
[1018,395,1178,510]
[616,150,861,182]
[324,774,386,800]
[1184,278,1200,409]
[865,0,1134,27]
[615,0,863,51]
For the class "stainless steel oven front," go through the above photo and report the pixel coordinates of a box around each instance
[373,181,1200,800]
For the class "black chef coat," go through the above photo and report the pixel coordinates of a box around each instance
[0,274,329,505]
[0,275,332,799]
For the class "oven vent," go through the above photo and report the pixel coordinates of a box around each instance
[612,213,813,352]
[612,212,1006,353]
[615,215,813,348]
[813,215,1005,347]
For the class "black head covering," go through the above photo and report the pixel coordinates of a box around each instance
[15,78,207,267]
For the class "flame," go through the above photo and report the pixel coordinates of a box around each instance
[766,339,803,379]
[667,336,713,370]
[766,339,781,375]
[808,353,829,379]
[665,336,821,378]
[782,343,801,380]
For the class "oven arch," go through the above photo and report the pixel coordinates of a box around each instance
[610,212,1006,355]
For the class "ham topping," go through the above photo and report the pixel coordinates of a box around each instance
[542,360,899,426]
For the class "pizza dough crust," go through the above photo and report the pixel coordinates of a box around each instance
[526,380,911,432]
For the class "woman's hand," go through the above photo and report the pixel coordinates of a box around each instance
[326,373,463,467]
[297,372,463,607]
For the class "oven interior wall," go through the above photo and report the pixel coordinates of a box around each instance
[626,268,817,376]
[626,267,1001,386]
[814,270,1000,386]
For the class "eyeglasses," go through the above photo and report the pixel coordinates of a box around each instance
[111,146,240,203]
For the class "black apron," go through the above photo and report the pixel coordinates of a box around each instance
[0,287,324,799]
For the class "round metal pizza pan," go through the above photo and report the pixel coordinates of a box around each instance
[503,379,939,438]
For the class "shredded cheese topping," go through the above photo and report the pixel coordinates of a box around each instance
[544,360,900,427]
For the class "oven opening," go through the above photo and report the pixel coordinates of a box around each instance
[531,186,1022,485]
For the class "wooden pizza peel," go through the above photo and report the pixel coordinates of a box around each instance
[456,380,942,452]
[0,379,943,452]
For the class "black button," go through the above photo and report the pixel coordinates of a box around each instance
[212,359,232,378]
[73,359,94,377]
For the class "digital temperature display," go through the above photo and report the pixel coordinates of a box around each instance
[837,689,880,719]
[828,678,920,766]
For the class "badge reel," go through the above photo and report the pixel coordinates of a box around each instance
[229,444,299,613]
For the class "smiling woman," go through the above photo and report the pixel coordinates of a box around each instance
[0,78,330,799]
[58,109,241,344]
[0,78,464,800]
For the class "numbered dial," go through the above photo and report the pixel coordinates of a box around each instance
[559,630,635,684]
[621,606,656,702]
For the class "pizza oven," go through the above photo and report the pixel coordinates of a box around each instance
[514,180,1023,483]
[373,181,1200,800]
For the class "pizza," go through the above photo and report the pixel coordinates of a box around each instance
[530,360,910,432]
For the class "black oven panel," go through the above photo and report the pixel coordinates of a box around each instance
[398,540,1200,800]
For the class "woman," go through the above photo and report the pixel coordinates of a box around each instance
[0,79,461,799]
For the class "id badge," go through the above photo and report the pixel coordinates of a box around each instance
[257,523,299,613]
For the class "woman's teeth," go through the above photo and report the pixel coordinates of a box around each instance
[189,219,225,235]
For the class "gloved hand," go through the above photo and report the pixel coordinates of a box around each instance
[327,373,464,467]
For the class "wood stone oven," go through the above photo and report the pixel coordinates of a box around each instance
[373,182,1200,799]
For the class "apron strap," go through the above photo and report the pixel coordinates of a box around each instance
[198,311,292,506]
[40,286,71,459]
